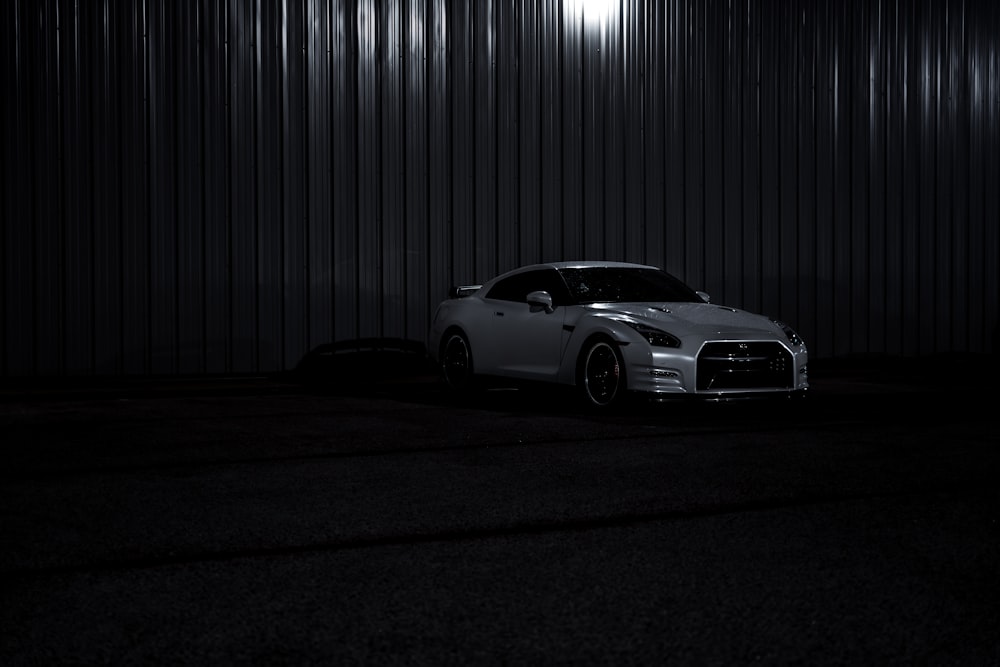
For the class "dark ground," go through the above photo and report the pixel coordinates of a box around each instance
[1,353,999,665]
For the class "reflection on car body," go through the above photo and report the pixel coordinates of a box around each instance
[427,261,808,407]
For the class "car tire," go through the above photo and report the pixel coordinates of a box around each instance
[579,337,626,408]
[441,330,475,391]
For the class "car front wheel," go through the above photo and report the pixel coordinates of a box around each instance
[579,338,626,407]
[441,331,474,390]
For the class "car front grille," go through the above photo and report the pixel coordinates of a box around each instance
[696,342,794,391]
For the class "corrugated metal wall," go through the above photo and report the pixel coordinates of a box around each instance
[2,0,999,376]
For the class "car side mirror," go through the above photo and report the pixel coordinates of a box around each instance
[527,290,555,313]
[696,291,711,303]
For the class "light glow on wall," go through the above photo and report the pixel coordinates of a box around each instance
[566,0,615,27]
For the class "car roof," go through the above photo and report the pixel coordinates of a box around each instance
[510,261,660,273]
[469,261,663,292]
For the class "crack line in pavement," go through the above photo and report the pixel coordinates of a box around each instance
[3,484,995,580]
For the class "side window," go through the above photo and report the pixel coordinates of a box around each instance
[486,273,532,302]
[486,269,568,305]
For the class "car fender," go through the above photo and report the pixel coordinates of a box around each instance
[556,312,647,385]
[430,299,484,362]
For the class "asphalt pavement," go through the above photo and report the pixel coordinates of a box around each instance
[1,354,998,665]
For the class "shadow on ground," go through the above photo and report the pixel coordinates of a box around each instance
[292,338,437,385]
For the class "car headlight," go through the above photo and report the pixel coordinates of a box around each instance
[771,319,803,347]
[614,319,681,348]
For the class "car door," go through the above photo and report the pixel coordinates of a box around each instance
[479,269,567,379]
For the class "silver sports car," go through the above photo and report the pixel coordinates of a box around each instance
[427,261,808,406]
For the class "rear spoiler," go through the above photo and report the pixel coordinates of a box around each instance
[449,285,482,298]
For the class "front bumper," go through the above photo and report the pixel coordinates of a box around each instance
[623,342,809,397]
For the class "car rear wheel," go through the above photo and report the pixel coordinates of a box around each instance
[441,331,474,390]
[579,338,626,407]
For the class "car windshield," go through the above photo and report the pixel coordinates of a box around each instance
[559,267,703,304]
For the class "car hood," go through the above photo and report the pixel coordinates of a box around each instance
[588,302,782,337]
